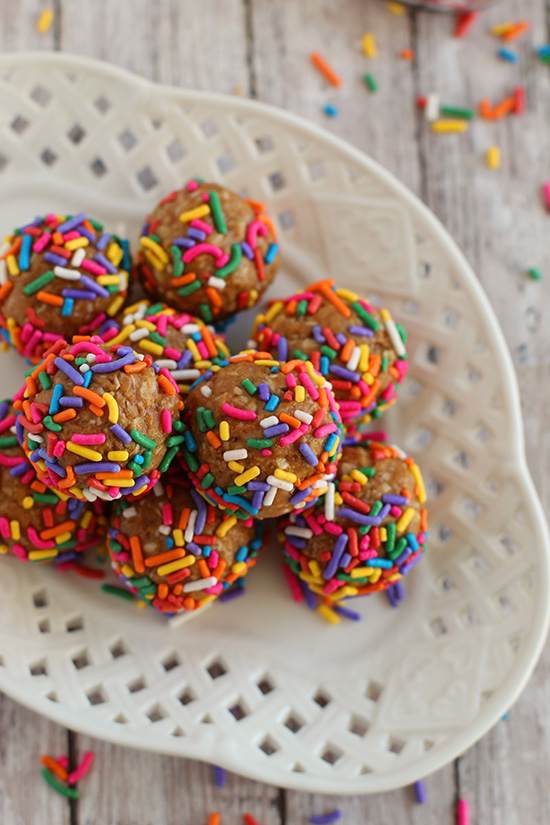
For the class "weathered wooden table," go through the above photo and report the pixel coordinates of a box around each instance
[1,0,549,822]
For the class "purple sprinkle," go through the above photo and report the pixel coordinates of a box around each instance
[339,552,352,568]
[386,585,398,608]
[300,579,317,609]
[394,580,405,601]
[172,237,195,248]
[336,507,381,526]
[263,423,289,438]
[0,401,9,420]
[348,324,374,338]
[10,461,32,477]
[80,275,110,297]
[289,486,312,506]
[277,337,288,361]
[59,397,84,407]
[96,233,111,251]
[213,765,226,787]
[310,811,342,824]
[378,503,391,520]
[54,356,85,386]
[400,554,423,576]
[187,228,207,241]
[93,253,118,274]
[56,213,87,234]
[258,383,270,401]
[122,475,150,495]
[74,462,121,474]
[45,459,66,477]
[177,350,194,369]
[414,780,427,804]
[334,606,361,622]
[248,481,270,492]
[286,534,308,549]
[186,541,201,555]
[92,353,135,372]
[381,494,409,506]
[45,252,70,267]
[252,490,265,510]
[190,488,207,533]
[394,547,412,567]
[335,332,347,346]
[312,326,326,344]
[110,423,132,443]
[323,533,348,580]
[76,226,95,242]
[299,442,319,467]
[240,241,254,260]
[330,365,360,382]
[61,289,97,300]
[219,587,246,603]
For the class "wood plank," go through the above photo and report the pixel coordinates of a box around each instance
[0,694,70,825]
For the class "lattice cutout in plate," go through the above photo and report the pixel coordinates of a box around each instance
[0,53,548,796]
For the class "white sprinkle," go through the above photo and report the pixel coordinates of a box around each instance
[246,339,256,349]
[182,324,201,334]
[347,346,361,372]
[183,576,217,593]
[313,479,327,489]
[264,486,277,506]
[426,92,439,122]
[223,449,248,461]
[171,369,201,380]
[295,410,313,425]
[384,319,406,357]
[119,272,129,290]
[86,353,97,364]
[208,276,226,290]
[184,509,197,543]
[153,482,165,497]
[0,242,10,256]
[0,259,7,285]
[79,364,90,373]
[285,526,313,539]
[30,433,44,443]
[53,265,81,280]
[260,415,279,429]
[325,482,335,521]
[155,359,178,370]
[390,443,407,459]
[158,525,171,535]
[129,328,150,342]
[266,475,294,492]
[201,385,212,398]
[71,248,86,267]
[122,506,138,519]
[135,353,145,360]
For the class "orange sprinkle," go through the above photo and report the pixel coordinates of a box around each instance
[286,300,299,315]
[183,597,197,610]
[40,520,75,540]
[298,473,323,490]
[2,236,22,259]
[206,431,222,449]
[82,219,95,233]
[310,51,342,87]
[281,359,306,373]
[158,583,169,600]
[172,272,197,287]
[25,375,37,396]
[258,213,278,241]
[501,20,530,41]
[245,198,267,213]
[31,480,47,493]
[201,326,219,358]
[492,97,515,119]
[420,508,428,532]
[315,280,351,317]
[279,412,301,428]
[208,814,221,825]
[52,232,64,245]
[0,281,13,302]
[52,408,77,423]
[158,374,177,395]
[317,386,329,409]
[36,290,63,307]
[124,360,148,374]
[198,559,210,579]
[479,99,494,120]
[361,379,381,408]
[95,470,133,480]
[206,286,223,308]
[41,755,68,782]
[130,535,145,574]
[340,339,355,362]
[213,559,227,579]
[73,386,106,407]
[400,48,415,60]
[369,354,382,377]
[145,548,186,567]
[178,508,191,530]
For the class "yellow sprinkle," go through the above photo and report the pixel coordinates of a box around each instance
[338,585,358,597]
[0,544,8,555]
[103,478,134,487]
[195,360,212,369]
[294,385,305,403]
[173,528,184,546]
[106,324,135,347]
[362,371,374,385]
[107,295,125,317]
[298,572,322,585]
[143,249,166,272]
[97,275,121,286]
[431,120,468,134]
[386,1,405,13]
[139,339,164,356]
[187,339,201,361]
[216,516,237,537]
[362,32,378,58]
[358,345,370,372]
[66,441,103,461]
[107,243,123,267]
[198,594,216,606]
[69,485,85,500]
[121,564,135,578]
[218,340,231,357]
[179,205,211,223]
[219,421,230,441]
[410,463,426,503]
[350,469,368,486]
[317,604,341,625]
[228,461,245,474]
[491,22,514,35]
[22,496,34,510]
[396,506,415,533]
[486,145,501,169]
[36,8,54,33]
[80,510,92,529]
[235,466,261,486]
[274,468,297,483]
[140,236,169,263]
[334,492,343,505]
[264,301,284,323]
[369,568,382,583]
[380,308,392,321]
[103,392,119,424]
[379,527,387,542]
[6,255,19,276]
[108,450,129,461]
[247,289,258,308]
[350,566,374,578]
[54,531,72,545]
[157,555,196,576]
[135,319,156,332]
[387,573,402,582]
[231,561,247,575]
[64,237,89,251]
[10,520,20,540]
[309,559,322,577]
[254,359,279,367]
[29,549,58,561]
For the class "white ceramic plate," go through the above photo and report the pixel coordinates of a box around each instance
[0,52,548,795]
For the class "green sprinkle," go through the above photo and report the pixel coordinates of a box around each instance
[357,466,376,477]
[296,300,308,316]
[351,302,380,331]
[141,449,152,470]
[41,768,80,799]
[370,500,383,517]
[182,447,199,472]
[242,379,257,395]
[385,522,396,554]
[196,407,208,433]
[201,472,215,490]
[148,302,165,315]
[42,416,62,432]
[178,279,201,297]
[396,323,407,344]
[107,284,120,294]
[109,539,123,553]
[204,409,216,429]
[38,371,51,391]
[528,267,543,281]
[171,245,184,278]
[389,537,408,558]
[88,218,103,231]
[34,493,59,504]
[320,345,337,359]
[149,331,167,347]
[130,430,156,449]
[381,355,388,373]
[200,303,213,323]
[159,445,179,472]
[127,460,142,478]
[0,436,18,447]
[23,270,54,296]
[101,584,135,601]
[75,357,87,366]
[217,243,242,278]
[364,73,378,93]
[228,485,247,495]
[172,420,185,432]
[358,525,371,535]
[165,434,185,448]
[440,105,475,119]
[246,438,273,449]
[148,233,161,243]
[209,190,227,234]
[337,574,369,584]
[138,584,157,596]
[129,576,153,588]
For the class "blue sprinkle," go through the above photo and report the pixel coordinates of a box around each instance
[264,243,279,264]
[48,383,64,415]
[61,297,74,317]
[18,233,32,271]
[322,104,339,118]
[83,369,93,388]
[134,454,144,465]
[166,537,174,549]
[265,394,279,412]
[310,811,342,824]
[497,47,518,63]
[236,545,248,562]
[537,45,550,57]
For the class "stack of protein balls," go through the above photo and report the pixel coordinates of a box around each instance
[0,180,427,623]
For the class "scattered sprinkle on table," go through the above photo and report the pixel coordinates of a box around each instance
[36,8,54,33]
[364,73,378,93]
[528,268,543,281]
[310,811,342,824]
[486,146,501,169]
[491,22,515,36]
[439,105,475,120]
[310,52,342,87]
[362,33,377,59]
[40,750,94,798]
[101,583,136,601]
[542,182,550,212]
[457,798,470,825]
[323,104,339,117]
[431,120,468,134]
[454,12,479,39]
[498,47,518,63]
[243,815,261,825]
[414,780,427,804]
[386,1,405,14]
[214,765,226,787]
[501,20,530,42]
[208,815,221,825]
[400,49,415,61]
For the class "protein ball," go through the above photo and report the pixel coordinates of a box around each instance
[252,279,408,426]
[278,436,428,622]
[137,181,279,323]
[0,398,106,563]
[181,351,344,520]
[0,213,130,363]
[15,337,183,502]
[98,299,231,395]
[107,464,263,614]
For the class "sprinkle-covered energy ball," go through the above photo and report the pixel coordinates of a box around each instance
[182,351,344,520]
[107,465,263,614]
[0,213,130,363]
[98,299,231,395]
[0,399,106,563]
[252,279,408,425]
[15,338,183,502]
[279,436,427,622]
[137,181,279,323]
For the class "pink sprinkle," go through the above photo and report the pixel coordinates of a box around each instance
[315,423,337,439]
[418,532,426,543]
[261,448,272,456]
[390,506,402,518]
[162,503,173,526]
[12,386,26,402]
[285,373,297,389]
[43,332,65,343]
[215,253,230,268]
[305,515,324,535]
[381,384,395,402]
[21,322,35,343]
[187,180,199,192]
[29,402,43,425]
[108,487,120,499]
[365,430,388,442]
[0,454,27,467]
[196,341,209,359]
[246,219,268,250]
[85,312,107,333]
[62,231,81,242]
[23,330,43,358]
[68,751,95,785]
[0,414,15,435]
[283,563,304,602]
[156,314,168,337]
[325,522,343,536]
[208,550,219,569]
[81,259,106,275]
[242,517,253,528]
[100,327,118,343]
[201,192,210,202]
[280,424,308,446]
[0,517,10,538]
[221,403,256,420]
[327,393,340,415]
[164,346,182,361]
[21,468,35,485]
[394,359,409,381]
[71,341,110,358]
[57,755,70,770]
[161,409,173,433]
[543,183,550,212]
[27,527,55,549]
[298,373,319,400]
[53,440,66,458]
[284,542,300,562]
[457,799,469,825]
[190,218,213,234]
[323,579,341,594]
[33,231,52,253]
[205,582,223,595]
[183,243,224,263]
[71,433,106,445]
[361,549,378,560]
[12,543,28,561]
